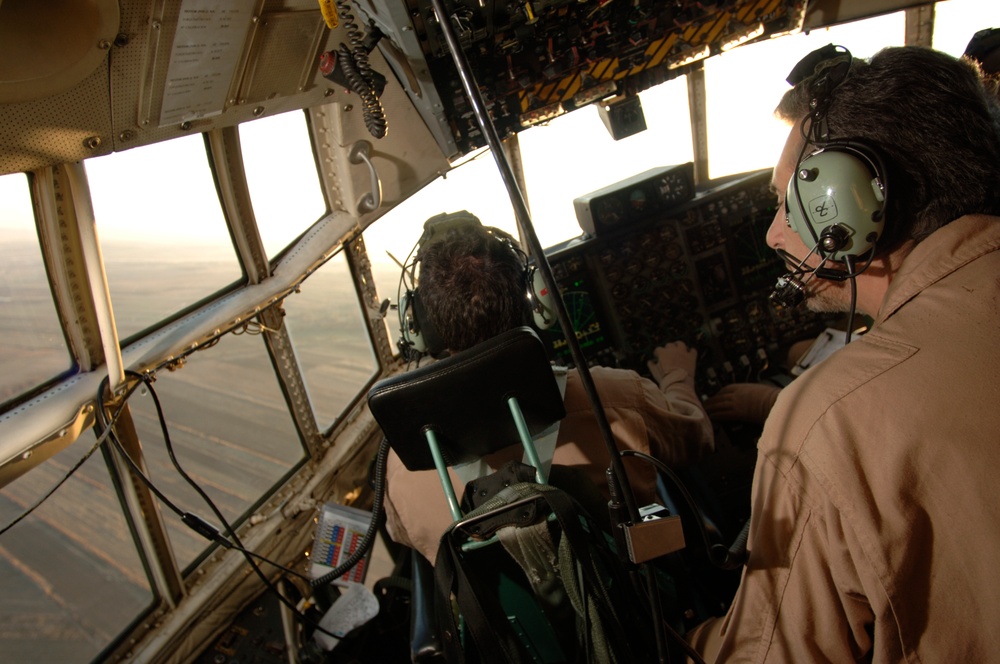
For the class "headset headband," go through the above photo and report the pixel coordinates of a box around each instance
[398,212,556,359]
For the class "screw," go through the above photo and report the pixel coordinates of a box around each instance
[253,106,265,117]
[98,39,111,50]
[114,33,130,47]
[180,121,192,130]
[119,130,135,141]
[83,136,102,149]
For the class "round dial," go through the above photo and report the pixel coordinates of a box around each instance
[593,196,625,227]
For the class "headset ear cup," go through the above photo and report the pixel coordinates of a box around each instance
[528,267,557,329]
[786,145,886,261]
[399,290,427,354]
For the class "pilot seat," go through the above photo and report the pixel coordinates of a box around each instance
[367,326,663,663]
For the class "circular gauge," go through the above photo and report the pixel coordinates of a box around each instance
[658,170,691,203]
[629,188,648,213]
[593,196,626,227]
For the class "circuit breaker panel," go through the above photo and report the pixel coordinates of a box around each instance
[355,0,804,157]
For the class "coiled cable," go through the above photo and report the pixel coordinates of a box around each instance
[337,0,387,138]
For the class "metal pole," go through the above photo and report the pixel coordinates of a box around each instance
[427,2,667,661]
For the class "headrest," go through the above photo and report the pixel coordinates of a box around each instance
[367,327,566,471]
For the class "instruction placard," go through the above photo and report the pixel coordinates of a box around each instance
[159,0,255,126]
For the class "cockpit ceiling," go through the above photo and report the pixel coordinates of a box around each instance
[364,0,807,155]
[0,0,925,175]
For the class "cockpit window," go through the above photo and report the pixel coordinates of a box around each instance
[704,11,906,181]
[282,251,377,431]
[0,438,153,662]
[0,173,73,405]
[517,74,694,249]
[240,110,328,259]
[125,330,306,571]
[84,134,241,342]
[932,0,1000,56]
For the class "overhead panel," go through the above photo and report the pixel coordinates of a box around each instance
[360,0,806,157]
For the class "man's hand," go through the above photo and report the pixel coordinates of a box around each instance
[704,383,782,424]
[648,341,697,388]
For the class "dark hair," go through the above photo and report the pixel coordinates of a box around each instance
[776,45,1000,248]
[417,221,529,352]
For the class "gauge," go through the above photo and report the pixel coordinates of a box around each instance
[593,196,626,227]
[657,170,692,203]
[629,188,648,213]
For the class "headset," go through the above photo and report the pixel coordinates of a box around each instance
[771,44,890,310]
[397,211,557,358]
[785,141,887,262]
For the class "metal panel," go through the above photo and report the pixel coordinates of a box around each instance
[804,0,928,30]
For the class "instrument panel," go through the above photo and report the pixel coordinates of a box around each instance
[541,167,834,396]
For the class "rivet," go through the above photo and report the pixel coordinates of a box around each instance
[98,39,111,50]
[253,106,265,117]
[179,121,192,131]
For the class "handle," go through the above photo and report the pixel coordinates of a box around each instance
[349,140,382,214]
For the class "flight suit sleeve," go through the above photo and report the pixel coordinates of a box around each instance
[692,450,881,663]
[641,366,715,468]
[383,449,457,563]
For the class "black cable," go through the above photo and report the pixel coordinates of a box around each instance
[427,2,667,658]
[619,450,722,564]
[94,373,348,641]
[618,452,729,664]
[0,379,142,537]
[94,377,309,580]
[311,436,390,588]
[336,0,387,138]
[845,255,859,345]
[396,236,423,364]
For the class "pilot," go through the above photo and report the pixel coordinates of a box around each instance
[689,45,1000,660]
[382,213,714,563]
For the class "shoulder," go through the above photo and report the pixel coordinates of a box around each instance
[563,366,648,412]
[760,334,917,467]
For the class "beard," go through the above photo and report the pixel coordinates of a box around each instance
[804,292,851,313]
[802,279,852,313]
